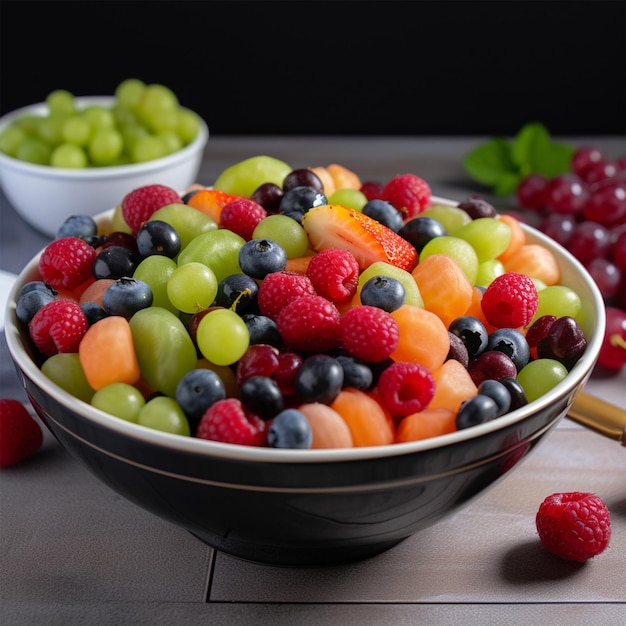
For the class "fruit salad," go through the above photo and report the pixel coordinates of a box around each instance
[15,155,597,449]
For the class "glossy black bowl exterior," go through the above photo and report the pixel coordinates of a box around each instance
[5,215,604,566]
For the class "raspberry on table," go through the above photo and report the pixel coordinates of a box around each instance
[38,237,97,290]
[536,492,611,562]
[121,184,181,233]
[219,198,267,240]
[276,295,341,352]
[480,272,539,329]
[339,305,399,363]
[0,399,43,468]
[305,248,360,305]
[29,299,89,356]
[381,173,431,219]
[196,398,266,446]
[257,271,317,320]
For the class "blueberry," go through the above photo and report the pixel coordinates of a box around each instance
[476,379,511,417]
[335,355,373,390]
[398,216,446,253]
[359,275,406,312]
[101,277,153,317]
[449,315,489,359]
[240,375,284,420]
[295,354,344,404]
[487,328,531,372]
[500,377,529,412]
[361,199,404,231]
[136,220,181,258]
[242,313,283,347]
[181,189,200,203]
[176,369,226,428]
[56,214,98,240]
[93,245,139,279]
[279,186,327,223]
[455,394,499,430]
[216,274,259,315]
[80,301,110,326]
[267,409,312,449]
[15,281,57,324]
[238,239,287,279]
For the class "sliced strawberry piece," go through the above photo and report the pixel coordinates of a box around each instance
[186,189,244,223]
[302,204,418,271]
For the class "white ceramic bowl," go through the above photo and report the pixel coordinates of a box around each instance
[0,97,209,237]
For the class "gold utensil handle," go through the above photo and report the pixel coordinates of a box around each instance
[567,392,626,446]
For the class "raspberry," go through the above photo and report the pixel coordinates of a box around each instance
[276,295,341,352]
[196,398,266,446]
[121,184,181,233]
[0,399,43,468]
[257,271,317,320]
[219,198,267,240]
[339,305,399,362]
[376,361,436,417]
[305,248,360,305]
[536,492,611,562]
[381,173,431,219]
[29,299,88,356]
[480,272,539,329]
[360,181,384,201]
[38,237,97,290]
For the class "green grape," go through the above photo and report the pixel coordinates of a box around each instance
[16,138,51,165]
[167,262,218,313]
[36,115,66,145]
[50,143,88,168]
[356,261,424,307]
[137,396,190,436]
[131,134,166,163]
[419,235,479,285]
[136,83,180,133]
[45,89,75,116]
[120,123,149,152]
[531,285,583,324]
[91,382,145,422]
[129,307,197,397]
[88,128,123,165]
[149,203,217,250]
[455,217,512,262]
[517,359,568,403]
[252,214,309,258]
[177,109,201,144]
[61,115,91,146]
[158,130,183,155]
[133,255,179,314]
[177,229,246,283]
[475,259,505,287]
[213,155,292,198]
[110,204,134,234]
[41,353,95,403]
[328,188,368,211]
[196,308,250,366]
[15,114,41,136]
[114,78,146,110]
[0,125,27,156]
[420,204,472,234]
[112,104,137,127]
[81,105,115,130]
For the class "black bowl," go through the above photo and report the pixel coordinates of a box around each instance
[4,207,604,566]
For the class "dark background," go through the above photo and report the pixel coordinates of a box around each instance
[1,0,625,137]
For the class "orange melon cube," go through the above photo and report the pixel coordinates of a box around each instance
[428,359,478,414]
[396,408,457,443]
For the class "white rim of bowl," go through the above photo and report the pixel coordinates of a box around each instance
[0,96,209,179]
[4,198,606,464]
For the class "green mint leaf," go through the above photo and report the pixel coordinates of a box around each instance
[463,137,517,187]
[528,142,575,178]
[511,122,551,169]
[493,172,522,196]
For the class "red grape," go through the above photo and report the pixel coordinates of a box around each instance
[597,307,626,369]
[571,146,605,179]
[543,173,589,216]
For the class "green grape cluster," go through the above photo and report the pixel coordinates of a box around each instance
[0,79,202,168]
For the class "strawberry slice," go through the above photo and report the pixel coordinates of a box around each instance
[302,204,418,271]
[186,188,244,223]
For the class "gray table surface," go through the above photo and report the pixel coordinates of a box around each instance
[1,136,625,625]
